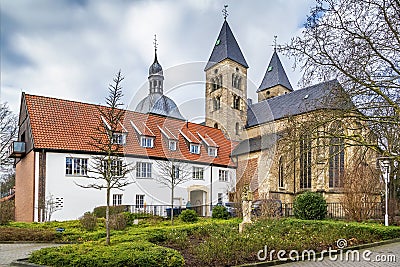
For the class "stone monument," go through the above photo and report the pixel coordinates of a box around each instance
[239,184,253,233]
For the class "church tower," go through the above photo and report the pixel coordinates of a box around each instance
[257,49,293,101]
[204,11,248,141]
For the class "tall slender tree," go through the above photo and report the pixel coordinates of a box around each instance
[76,71,132,245]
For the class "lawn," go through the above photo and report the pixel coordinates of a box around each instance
[1,216,400,266]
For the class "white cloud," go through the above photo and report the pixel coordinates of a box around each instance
[1,0,316,118]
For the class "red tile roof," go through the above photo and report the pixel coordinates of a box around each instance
[24,94,237,167]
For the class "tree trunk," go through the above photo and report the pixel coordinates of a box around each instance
[171,185,174,225]
[106,187,110,245]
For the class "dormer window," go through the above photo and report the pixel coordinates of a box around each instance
[208,147,217,157]
[112,132,126,145]
[169,140,177,151]
[141,136,154,148]
[190,144,200,154]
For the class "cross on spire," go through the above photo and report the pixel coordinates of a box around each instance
[273,35,278,51]
[222,5,228,20]
[153,34,158,52]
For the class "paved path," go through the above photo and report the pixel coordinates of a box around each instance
[279,241,399,267]
[0,243,63,266]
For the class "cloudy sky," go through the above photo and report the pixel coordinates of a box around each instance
[1,0,316,122]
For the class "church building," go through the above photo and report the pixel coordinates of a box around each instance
[9,13,360,222]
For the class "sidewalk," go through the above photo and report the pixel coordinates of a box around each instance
[0,243,63,267]
[279,241,399,267]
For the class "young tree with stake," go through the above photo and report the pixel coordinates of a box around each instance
[76,71,132,245]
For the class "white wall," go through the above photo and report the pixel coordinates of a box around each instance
[44,152,236,221]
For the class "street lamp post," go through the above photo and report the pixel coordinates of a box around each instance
[378,158,391,226]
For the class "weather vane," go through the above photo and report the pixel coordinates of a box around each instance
[153,34,158,52]
[273,35,278,51]
[222,5,228,20]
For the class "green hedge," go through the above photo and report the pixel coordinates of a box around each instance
[29,241,184,267]
[93,205,129,218]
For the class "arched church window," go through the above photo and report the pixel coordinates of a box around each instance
[329,122,344,188]
[233,95,240,110]
[299,133,312,189]
[213,96,221,111]
[214,123,218,129]
[235,122,240,135]
[278,156,285,188]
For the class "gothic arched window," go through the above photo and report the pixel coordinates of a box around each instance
[300,133,312,189]
[329,122,344,188]
[278,156,285,188]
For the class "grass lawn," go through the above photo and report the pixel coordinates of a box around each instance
[1,217,400,266]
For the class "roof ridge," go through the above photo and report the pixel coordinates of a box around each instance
[252,79,340,107]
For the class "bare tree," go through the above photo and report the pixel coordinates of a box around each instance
[284,0,399,161]
[154,159,192,225]
[283,0,399,209]
[0,103,18,172]
[341,155,382,221]
[76,71,133,245]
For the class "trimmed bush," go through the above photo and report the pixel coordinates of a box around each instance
[212,205,230,219]
[179,209,198,223]
[293,191,327,220]
[79,212,97,231]
[0,227,57,241]
[109,213,128,230]
[29,241,184,267]
[93,205,128,218]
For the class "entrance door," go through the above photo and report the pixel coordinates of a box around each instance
[190,190,206,216]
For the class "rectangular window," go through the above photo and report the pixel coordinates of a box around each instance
[103,160,123,176]
[66,157,73,175]
[112,194,122,206]
[218,193,223,203]
[136,162,152,178]
[192,167,204,180]
[66,157,87,176]
[135,194,144,208]
[169,140,177,151]
[190,144,200,154]
[141,136,154,148]
[172,165,180,179]
[208,147,217,157]
[112,132,126,145]
[112,160,123,176]
[219,169,228,182]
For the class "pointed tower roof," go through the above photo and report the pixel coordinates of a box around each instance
[205,20,248,71]
[257,51,293,92]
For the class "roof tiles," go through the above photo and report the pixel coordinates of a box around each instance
[24,94,236,167]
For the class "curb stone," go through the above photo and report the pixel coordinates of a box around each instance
[11,259,45,267]
[235,238,400,267]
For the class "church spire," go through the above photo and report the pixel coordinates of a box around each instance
[204,17,248,71]
[148,34,164,94]
[257,50,293,93]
